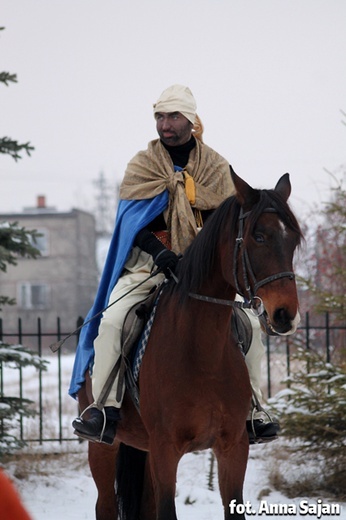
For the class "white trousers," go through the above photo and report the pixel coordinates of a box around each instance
[242,306,265,419]
[92,247,164,407]
[91,247,265,411]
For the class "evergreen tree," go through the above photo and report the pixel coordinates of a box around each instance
[269,347,346,498]
[0,28,34,161]
[0,27,47,456]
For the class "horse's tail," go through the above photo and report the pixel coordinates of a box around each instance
[116,443,148,520]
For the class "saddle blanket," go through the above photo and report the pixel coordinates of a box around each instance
[132,290,161,381]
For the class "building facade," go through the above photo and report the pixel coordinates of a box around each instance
[0,197,99,351]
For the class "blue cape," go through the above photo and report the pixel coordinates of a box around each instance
[68,190,169,399]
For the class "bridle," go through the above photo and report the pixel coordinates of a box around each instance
[189,206,295,315]
[234,207,295,299]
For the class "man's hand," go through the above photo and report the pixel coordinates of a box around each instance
[154,249,179,278]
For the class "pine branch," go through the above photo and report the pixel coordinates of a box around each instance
[270,347,346,451]
[0,295,16,311]
[0,71,18,85]
[0,344,48,371]
[0,137,34,161]
[0,27,18,86]
[0,397,37,420]
[0,222,41,272]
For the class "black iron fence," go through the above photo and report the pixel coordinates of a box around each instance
[0,313,345,444]
[263,312,345,399]
[0,317,83,444]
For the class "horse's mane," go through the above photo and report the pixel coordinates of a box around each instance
[167,188,303,302]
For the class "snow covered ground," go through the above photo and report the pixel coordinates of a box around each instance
[1,353,345,519]
[3,442,345,520]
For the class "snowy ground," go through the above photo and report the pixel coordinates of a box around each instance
[2,440,345,520]
[1,354,345,519]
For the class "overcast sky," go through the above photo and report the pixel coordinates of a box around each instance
[1,0,345,220]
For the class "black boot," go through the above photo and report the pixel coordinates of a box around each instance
[246,418,280,444]
[72,406,120,445]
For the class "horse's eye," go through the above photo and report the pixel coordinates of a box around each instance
[254,233,265,243]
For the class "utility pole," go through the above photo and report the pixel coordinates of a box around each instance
[92,171,117,237]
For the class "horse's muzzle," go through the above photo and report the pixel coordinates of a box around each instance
[259,310,300,336]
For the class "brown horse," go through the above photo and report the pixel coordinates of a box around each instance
[77,170,303,520]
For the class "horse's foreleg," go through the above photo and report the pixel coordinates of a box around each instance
[88,441,118,520]
[214,435,249,520]
[77,374,118,520]
[139,455,156,520]
[148,441,180,520]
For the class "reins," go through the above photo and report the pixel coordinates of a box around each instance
[188,292,265,316]
[188,293,251,308]
[49,267,163,353]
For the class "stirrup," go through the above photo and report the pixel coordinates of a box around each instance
[248,406,279,444]
[248,406,271,437]
[73,403,109,444]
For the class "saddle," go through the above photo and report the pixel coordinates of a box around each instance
[231,307,253,356]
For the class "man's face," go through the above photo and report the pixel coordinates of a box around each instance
[155,112,193,146]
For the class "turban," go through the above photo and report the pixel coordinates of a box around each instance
[153,84,197,124]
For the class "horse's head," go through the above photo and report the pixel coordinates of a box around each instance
[231,168,303,336]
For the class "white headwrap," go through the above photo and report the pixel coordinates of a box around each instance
[153,84,197,124]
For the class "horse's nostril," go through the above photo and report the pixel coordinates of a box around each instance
[273,308,290,327]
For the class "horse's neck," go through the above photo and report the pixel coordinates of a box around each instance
[198,275,237,303]
[178,280,238,368]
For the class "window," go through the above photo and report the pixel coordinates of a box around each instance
[18,283,50,310]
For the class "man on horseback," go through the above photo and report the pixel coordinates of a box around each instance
[70,84,279,445]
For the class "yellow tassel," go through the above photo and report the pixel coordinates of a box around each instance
[183,171,196,205]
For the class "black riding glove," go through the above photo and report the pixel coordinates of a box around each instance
[153,249,179,278]
[134,227,179,278]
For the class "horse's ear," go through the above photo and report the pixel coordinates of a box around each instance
[274,173,291,202]
[230,166,259,208]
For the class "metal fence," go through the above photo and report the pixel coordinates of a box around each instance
[0,317,83,444]
[0,313,345,444]
[262,312,345,399]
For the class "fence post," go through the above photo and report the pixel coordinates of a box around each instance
[305,312,310,373]
[18,318,24,441]
[37,318,43,444]
[0,319,3,438]
[265,335,272,399]
[284,336,290,390]
[57,317,63,443]
[326,312,330,363]
[305,311,310,349]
